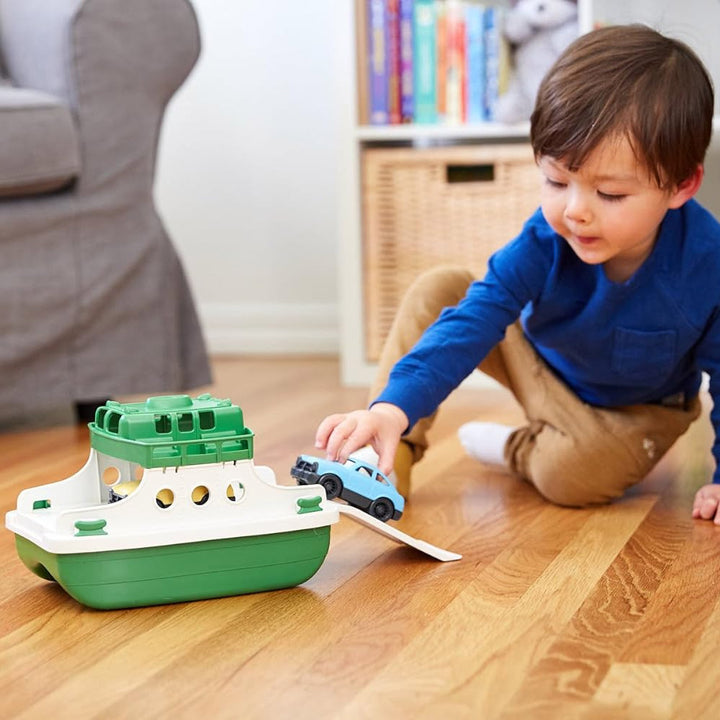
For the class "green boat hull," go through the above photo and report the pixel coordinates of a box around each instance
[15,527,331,610]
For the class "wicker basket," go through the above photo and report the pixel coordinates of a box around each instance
[362,143,539,361]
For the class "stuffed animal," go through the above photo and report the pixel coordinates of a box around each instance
[495,0,579,124]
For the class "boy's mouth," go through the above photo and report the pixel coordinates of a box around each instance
[572,234,601,246]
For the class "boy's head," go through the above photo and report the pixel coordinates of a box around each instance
[531,24,714,189]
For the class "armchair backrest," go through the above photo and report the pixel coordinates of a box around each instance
[0,0,83,104]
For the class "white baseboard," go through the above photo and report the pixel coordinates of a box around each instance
[200,302,339,355]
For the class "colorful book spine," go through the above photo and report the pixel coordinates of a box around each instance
[483,5,501,121]
[368,0,389,124]
[387,0,402,124]
[435,1,447,122]
[399,0,415,122]
[465,2,486,123]
[497,12,511,104]
[445,0,466,125]
[413,0,437,123]
[460,9,468,123]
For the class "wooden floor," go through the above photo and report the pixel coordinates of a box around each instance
[2,356,720,720]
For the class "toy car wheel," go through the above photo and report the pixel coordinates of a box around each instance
[319,473,343,500]
[369,497,395,522]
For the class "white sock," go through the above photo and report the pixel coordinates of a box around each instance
[348,445,398,487]
[458,422,515,466]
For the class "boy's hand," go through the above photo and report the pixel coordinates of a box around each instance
[315,403,408,476]
[692,483,720,524]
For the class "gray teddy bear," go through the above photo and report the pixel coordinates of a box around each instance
[495,0,579,124]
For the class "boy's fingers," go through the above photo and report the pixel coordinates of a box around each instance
[376,439,399,476]
[315,414,347,449]
[336,436,365,465]
[692,493,705,516]
[336,420,376,464]
[700,497,719,520]
[324,417,359,461]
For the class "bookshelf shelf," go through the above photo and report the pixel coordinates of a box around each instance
[356,121,529,142]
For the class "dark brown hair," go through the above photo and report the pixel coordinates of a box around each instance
[530,25,714,188]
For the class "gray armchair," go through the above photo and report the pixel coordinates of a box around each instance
[0,0,211,423]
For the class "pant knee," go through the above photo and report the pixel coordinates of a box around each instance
[508,424,635,508]
[401,266,475,319]
[530,467,623,508]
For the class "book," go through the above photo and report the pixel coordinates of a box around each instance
[483,5,502,121]
[368,0,389,124]
[497,11,511,102]
[413,0,437,124]
[465,2,486,123]
[387,0,402,124]
[445,0,466,125]
[399,0,415,122]
[435,1,447,122]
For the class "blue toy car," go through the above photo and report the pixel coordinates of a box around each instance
[290,454,405,522]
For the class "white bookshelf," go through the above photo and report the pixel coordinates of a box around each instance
[356,121,529,142]
[338,0,720,387]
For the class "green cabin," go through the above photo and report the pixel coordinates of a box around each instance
[89,394,254,469]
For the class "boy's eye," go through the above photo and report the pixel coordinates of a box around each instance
[598,191,627,202]
[545,178,566,189]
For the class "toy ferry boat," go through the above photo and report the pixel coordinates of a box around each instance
[5,394,338,609]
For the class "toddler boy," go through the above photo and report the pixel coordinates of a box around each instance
[317,25,720,521]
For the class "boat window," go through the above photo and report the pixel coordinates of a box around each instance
[178,413,194,432]
[199,411,215,430]
[192,485,210,506]
[226,481,245,502]
[102,466,120,485]
[156,488,174,508]
[155,414,171,433]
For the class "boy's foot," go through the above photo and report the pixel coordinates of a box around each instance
[458,422,515,466]
[349,440,414,499]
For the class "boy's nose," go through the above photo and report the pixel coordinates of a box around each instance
[564,189,592,224]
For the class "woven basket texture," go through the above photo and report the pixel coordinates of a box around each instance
[362,143,539,361]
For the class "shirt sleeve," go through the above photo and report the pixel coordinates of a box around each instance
[373,214,556,429]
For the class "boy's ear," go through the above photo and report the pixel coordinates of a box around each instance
[668,164,704,208]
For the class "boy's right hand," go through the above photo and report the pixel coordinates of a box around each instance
[314,402,408,476]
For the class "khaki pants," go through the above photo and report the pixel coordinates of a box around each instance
[370,267,701,507]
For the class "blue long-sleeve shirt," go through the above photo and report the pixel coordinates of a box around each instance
[375,199,720,482]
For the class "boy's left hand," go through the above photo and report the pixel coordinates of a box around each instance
[692,483,720,523]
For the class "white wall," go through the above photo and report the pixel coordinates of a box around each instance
[156,0,345,354]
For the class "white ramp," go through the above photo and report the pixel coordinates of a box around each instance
[334,503,461,562]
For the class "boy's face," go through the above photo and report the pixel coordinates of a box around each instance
[538,134,691,283]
